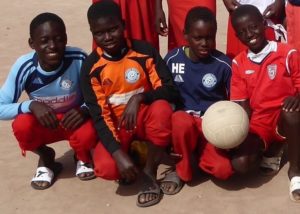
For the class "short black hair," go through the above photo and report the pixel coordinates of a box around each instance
[30,12,66,38]
[184,6,217,34]
[231,4,263,27]
[87,0,122,24]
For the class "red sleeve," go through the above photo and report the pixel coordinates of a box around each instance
[288,49,300,92]
[230,59,249,101]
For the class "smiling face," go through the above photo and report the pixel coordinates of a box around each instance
[29,21,67,71]
[232,13,267,53]
[184,19,216,61]
[89,16,126,56]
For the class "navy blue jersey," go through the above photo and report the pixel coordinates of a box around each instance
[164,47,232,114]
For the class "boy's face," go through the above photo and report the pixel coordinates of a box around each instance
[29,21,67,71]
[90,17,125,56]
[184,20,216,60]
[233,14,267,53]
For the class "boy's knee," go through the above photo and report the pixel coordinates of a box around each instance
[172,111,194,130]
[93,159,119,180]
[12,114,35,134]
[12,114,39,150]
[231,156,256,174]
[281,111,300,126]
[70,120,98,150]
[150,100,173,116]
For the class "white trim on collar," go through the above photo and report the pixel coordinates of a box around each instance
[247,41,277,63]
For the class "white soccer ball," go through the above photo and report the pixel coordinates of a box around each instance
[202,101,249,149]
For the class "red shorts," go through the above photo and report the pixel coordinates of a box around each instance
[12,113,98,163]
[93,100,173,180]
[167,0,216,50]
[172,111,233,181]
[250,110,285,149]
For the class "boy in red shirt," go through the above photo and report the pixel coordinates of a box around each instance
[230,4,300,202]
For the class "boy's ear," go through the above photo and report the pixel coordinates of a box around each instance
[28,38,34,49]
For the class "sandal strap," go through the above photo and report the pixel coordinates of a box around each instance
[31,167,54,183]
[290,176,300,193]
[76,160,94,176]
[260,156,282,171]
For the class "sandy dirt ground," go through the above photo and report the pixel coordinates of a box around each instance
[0,1,299,214]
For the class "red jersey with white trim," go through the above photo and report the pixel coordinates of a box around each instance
[230,41,300,117]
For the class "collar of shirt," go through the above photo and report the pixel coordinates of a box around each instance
[247,41,277,63]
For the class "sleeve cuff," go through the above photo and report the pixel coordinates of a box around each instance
[20,100,33,113]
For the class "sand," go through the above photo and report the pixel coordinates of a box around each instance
[0,1,298,213]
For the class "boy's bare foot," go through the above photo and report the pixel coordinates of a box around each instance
[160,170,184,195]
[136,172,162,207]
[31,146,62,189]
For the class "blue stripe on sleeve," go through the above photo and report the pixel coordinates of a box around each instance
[13,59,34,102]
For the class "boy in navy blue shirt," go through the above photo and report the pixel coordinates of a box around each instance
[161,6,233,195]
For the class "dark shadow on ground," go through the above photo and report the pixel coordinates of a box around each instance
[55,149,75,179]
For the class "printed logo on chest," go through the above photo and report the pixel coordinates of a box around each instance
[125,68,140,84]
[267,64,277,80]
[60,79,73,90]
[202,73,217,88]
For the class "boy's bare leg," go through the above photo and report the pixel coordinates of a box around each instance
[231,133,264,174]
[137,142,164,207]
[279,111,300,201]
[32,145,61,189]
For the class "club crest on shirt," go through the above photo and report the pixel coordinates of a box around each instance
[202,73,217,88]
[125,68,140,84]
[60,79,73,90]
[267,64,277,80]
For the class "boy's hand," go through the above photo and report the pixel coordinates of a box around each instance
[155,5,168,36]
[223,0,240,13]
[263,0,284,19]
[282,94,300,112]
[112,149,139,182]
[118,94,144,131]
[60,108,87,130]
[29,101,59,129]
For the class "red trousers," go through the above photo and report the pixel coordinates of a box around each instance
[172,111,233,181]
[92,0,159,50]
[286,2,300,51]
[12,113,98,163]
[167,0,216,50]
[93,100,173,180]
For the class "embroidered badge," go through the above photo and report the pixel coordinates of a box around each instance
[202,73,217,88]
[60,79,73,90]
[125,68,140,84]
[267,64,277,80]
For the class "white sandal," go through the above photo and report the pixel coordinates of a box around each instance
[76,160,96,181]
[31,167,54,190]
[290,176,300,202]
[260,149,284,176]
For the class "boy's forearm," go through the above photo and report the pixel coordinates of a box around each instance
[235,100,252,119]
